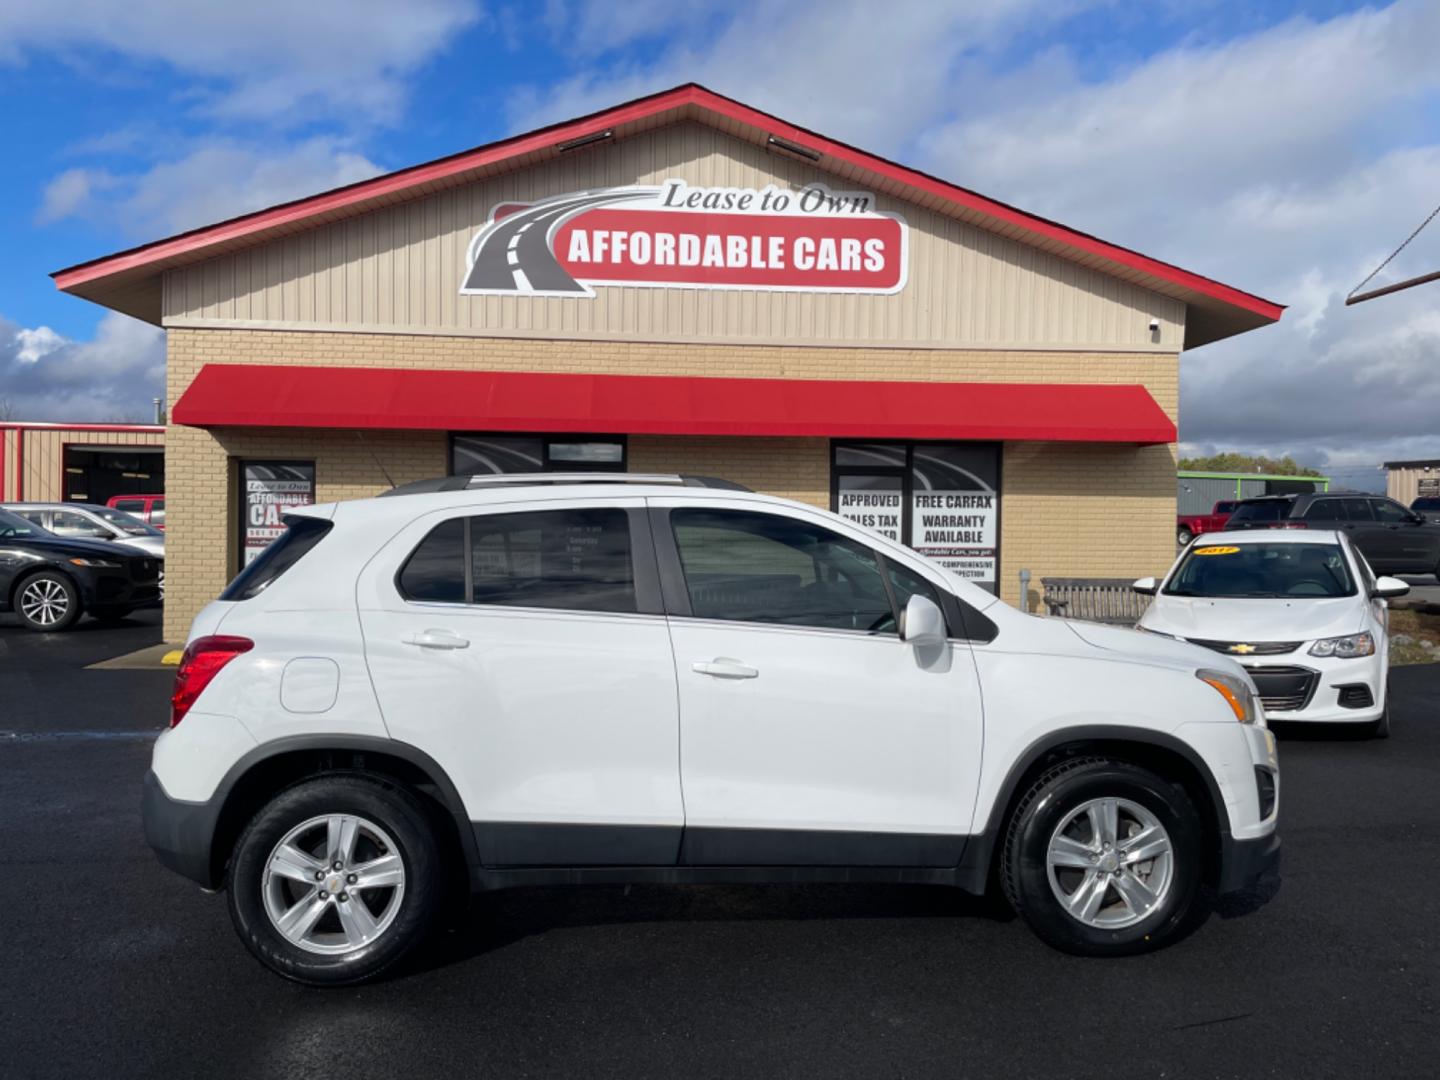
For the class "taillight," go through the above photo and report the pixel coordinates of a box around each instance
[170,635,253,728]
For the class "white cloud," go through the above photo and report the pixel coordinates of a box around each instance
[0,313,165,422]
[41,137,383,238]
[511,0,1105,156]
[0,0,481,126]
[36,167,116,224]
[908,1,1440,481]
[13,325,65,364]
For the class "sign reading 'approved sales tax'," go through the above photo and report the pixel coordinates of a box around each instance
[461,179,908,298]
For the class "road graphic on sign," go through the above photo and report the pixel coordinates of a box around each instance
[461,188,660,295]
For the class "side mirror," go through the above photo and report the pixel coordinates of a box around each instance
[1411,511,1427,525]
[1132,576,1158,595]
[900,594,947,647]
[1371,576,1410,600]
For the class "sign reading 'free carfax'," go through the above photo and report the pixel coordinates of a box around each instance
[460,179,908,297]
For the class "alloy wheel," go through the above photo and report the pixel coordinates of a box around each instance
[261,814,407,956]
[1045,797,1174,929]
[19,578,70,627]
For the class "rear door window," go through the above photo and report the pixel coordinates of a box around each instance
[1229,501,1287,523]
[397,519,466,603]
[1304,499,1343,522]
[470,509,636,613]
[1342,498,1374,521]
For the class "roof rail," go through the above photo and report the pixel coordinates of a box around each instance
[377,473,751,497]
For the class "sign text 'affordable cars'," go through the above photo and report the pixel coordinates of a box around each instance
[461,180,908,297]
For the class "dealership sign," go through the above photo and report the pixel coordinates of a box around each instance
[460,180,907,297]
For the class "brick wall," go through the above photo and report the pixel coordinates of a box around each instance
[163,328,1178,639]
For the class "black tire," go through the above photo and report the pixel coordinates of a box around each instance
[90,606,134,624]
[1177,528,1193,547]
[1368,696,1391,740]
[227,773,444,986]
[1001,757,1204,956]
[13,570,82,632]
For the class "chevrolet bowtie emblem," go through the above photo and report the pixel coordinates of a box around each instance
[1228,643,1257,654]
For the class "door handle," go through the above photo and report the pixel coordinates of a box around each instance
[692,658,758,679]
[404,628,470,650]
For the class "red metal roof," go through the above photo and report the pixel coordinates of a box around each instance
[171,364,1177,444]
[51,83,1281,346]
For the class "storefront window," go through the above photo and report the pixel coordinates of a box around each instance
[832,442,1001,594]
[450,434,626,475]
[240,461,316,567]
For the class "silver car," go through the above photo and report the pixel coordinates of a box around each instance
[2,502,164,595]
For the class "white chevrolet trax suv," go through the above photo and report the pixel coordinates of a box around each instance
[143,475,1280,985]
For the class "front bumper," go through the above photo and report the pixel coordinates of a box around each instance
[141,770,222,889]
[1218,830,1281,894]
[76,563,163,610]
[1239,652,1385,723]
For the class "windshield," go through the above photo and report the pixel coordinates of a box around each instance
[1227,500,1289,523]
[90,506,161,536]
[0,507,49,539]
[1164,542,1356,598]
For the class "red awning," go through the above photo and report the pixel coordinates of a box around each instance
[171,363,1176,444]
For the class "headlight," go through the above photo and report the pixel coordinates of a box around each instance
[1309,632,1375,658]
[68,557,122,568]
[1196,668,1259,724]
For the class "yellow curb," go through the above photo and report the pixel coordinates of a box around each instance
[161,650,184,666]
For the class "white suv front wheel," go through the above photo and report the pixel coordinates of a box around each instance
[227,775,442,985]
[1000,757,1204,955]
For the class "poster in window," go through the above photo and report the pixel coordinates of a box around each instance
[242,462,315,565]
[836,474,903,542]
[909,445,999,590]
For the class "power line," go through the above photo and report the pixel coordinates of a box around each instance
[1346,199,1440,304]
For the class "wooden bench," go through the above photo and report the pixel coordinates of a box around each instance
[1041,577,1148,624]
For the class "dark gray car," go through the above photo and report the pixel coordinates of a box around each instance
[1410,496,1440,523]
[1225,493,1440,576]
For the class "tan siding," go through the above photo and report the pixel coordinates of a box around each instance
[1387,464,1439,505]
[163,121,1185,352]
[4,428,164,503]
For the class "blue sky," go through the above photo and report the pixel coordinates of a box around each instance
[3,0,1439,491]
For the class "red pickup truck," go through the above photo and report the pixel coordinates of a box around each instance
[1177,500,1236,546]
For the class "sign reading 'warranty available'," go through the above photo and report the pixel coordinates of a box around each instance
[460,180,908,297]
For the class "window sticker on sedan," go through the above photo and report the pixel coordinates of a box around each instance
[1193,546,1240,556]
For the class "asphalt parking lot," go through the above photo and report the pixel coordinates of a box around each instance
[3,610,1438,1079]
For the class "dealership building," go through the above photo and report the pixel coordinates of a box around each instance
[51,84,1282,640]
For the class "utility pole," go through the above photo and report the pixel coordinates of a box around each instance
[1345,268,1440,306]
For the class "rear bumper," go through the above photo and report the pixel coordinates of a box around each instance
[1218,830,1281,894]
[141,770,221,889]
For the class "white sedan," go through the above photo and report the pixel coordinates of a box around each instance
[1134,530,1408,737]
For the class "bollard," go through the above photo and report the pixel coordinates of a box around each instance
[1018,568,1032,614]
